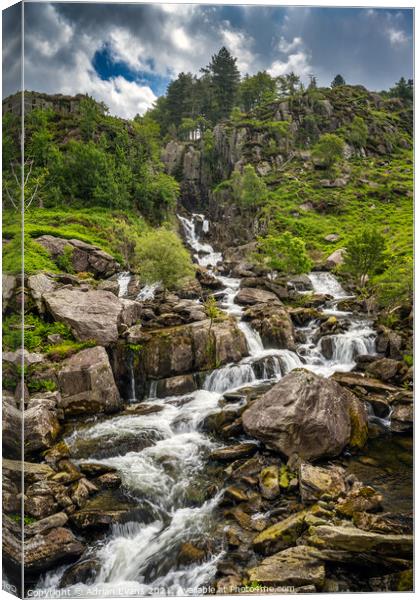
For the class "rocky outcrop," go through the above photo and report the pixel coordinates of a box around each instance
[243,303,295,350]
[36,235,120,278]
[43,288,126,345]
[139,318,248,380]
[2,274,17,312]
[57,346,122,416]
[242,370,367,460]
[3,516,84,575]
[24,403,61,455]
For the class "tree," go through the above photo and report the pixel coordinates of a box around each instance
[239,71,277,111]
[389,77,413,101]
[165,72,196,127]
[307,74,317,90]
[343,228,386,285]
[135,228,194,289]
[258,232,312,275]
[203,47,240,121]
[331,74,346,87]
[312,133,345,169]
[347,116,368,149]
[231,164,268,208]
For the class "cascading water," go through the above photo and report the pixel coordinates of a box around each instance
[44,213,379,597]
[117,271,132,298]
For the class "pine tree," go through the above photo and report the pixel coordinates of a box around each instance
[203,47,240,121]
[331,74,346,87]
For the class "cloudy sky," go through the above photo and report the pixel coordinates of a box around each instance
[2,2,414,119]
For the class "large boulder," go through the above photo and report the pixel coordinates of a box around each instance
[27,273,57,313]
[2,274,17,312]
[325,248,346,270]
[44,288,123,345]
[235,287,280,306]
[242,369,368,461]
[58,346,122,416]
[2,400,22,458]
[140,318,248,379]
[36,235,120,278]
[243,303,296,350]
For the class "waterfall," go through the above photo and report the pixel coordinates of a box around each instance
[137,282,160,301]
[48,214,380,597]
[238,321,264,356]
[117,271,131,298]
[308,271,349,298]
[128,354,137,402]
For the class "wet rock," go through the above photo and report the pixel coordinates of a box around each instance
[390,402,413,433]
[366,358,402,382]
[223,486,249,503]
[195,266,222,289]
[307,524,412,557]
[58,346,121,416]
[288,307,322,326]
[210,443,258,462]
[177,542,205,565]
[332,372,398,394]
[335,484,382,517]
[242,369,367,461]
[25,527,85,574]
[59,558,102,588]
[299,463,346,503]
[288,275,313,292]
[95,472,122,489]
[353,512,413,535]
[376,326,403,360]
[36,235,119,278]
[24,404,61,454]
[369,569,413,592]
[155,374,197,397]
[44,288,123,345]
[253,511,308,555]
[140,318,248,379]
[25,512,68,538]
[259,466,280,500]
[243,303,295,350]
[235,287,280,306]
[247,545,325,589]
[2,478,20,513]
[79,463,118,478]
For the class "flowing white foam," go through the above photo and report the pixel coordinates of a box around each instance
[308,271,349,298]
[117,271,131,298]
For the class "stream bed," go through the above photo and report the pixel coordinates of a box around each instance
[37,213,412,596]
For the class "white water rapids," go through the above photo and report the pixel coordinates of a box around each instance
[42,214,378,597]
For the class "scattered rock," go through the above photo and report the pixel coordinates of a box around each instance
[299,463,346,503]
[235,287,280,306]
[247,545,325,589]
[325,248,346,270]
[253,511,308,555]
[259,466,280,500]
[335,484,383,517]
[210,443,258,462]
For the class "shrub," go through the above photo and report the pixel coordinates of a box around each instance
[343,228,386,285]
[312,133,345,169]
[258,232,312,275]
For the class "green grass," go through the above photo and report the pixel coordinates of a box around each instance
[261,150,413,262]
[2,207,149,275]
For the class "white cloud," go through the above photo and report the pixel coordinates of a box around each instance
[221,26,254,73]
[388,28,408,46]
[172,28,192,51]
[278,36,303,54]
[269,51,312,78]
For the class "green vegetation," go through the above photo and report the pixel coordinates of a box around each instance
[257,232,312,275]
[331,74,346,87]
[3,313,72,352]
[312,133,345,169]
[343,228,386,284]
[231,165,268,208]
[135,228,194,290]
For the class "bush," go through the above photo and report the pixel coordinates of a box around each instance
[312,133,345,169]
[231,164,268,208]
[343,228,386,285]
[258,232,312,275]
[135,228,194,290]
[347,116,368,149]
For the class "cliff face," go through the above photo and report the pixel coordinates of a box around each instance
[162,85,412,251]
